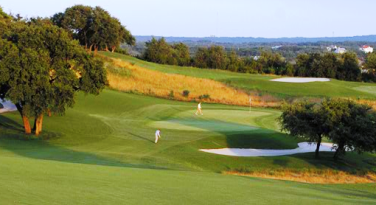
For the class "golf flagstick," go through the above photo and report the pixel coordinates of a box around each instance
[249,97,252,112]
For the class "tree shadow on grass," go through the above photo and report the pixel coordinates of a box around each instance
[173,117,299,149]
[127,131,155,143]
[0,115,24,133]
[0,115,169,170]
[173,116,376,173]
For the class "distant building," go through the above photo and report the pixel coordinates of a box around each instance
[326,45,337,52]
[334,47,346,54]
[272,45,282,50]
[359,45,374,53]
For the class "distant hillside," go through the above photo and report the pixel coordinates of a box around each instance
[135,35,376,43]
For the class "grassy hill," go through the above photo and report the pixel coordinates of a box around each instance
[102,52,376,100]
[1,89,376,204]
[1,52,376,204]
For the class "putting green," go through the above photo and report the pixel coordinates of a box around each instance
[148,109,268,132]
[149,120,258,132]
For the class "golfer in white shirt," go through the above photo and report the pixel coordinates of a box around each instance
[155,129,161,144]
[195,102,203,115]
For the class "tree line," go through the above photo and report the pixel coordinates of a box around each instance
[0,5,135,136]
[279,99,376,160]
[363,52,376,82]
[142,38,374,82]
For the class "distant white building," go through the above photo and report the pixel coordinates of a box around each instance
[253,56,260,60]
[334,47,346,54]
[326,45,337,52]
[359,45,373,53]
[272,45,282,50]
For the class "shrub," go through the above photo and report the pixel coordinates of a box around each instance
[169,90,174,98]
[199,94,210,100]
[182,90,190,97]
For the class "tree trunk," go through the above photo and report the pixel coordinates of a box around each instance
[39,114,44,132]
[15,102,31,134]
[315,136,322,159]
[22,115,31,134]
[333,142,344,161]
[34,114,43,136]
[333,149,340,161]
[111,46,116,53]
[89,44,94,53]
[94,46,98,56]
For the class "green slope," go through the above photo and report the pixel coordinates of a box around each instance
[102,52,376,99]
[1,89,376,203]
[1,156,376,205]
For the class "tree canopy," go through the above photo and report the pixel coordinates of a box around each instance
[322,99,376,160]
[280,99,376,160]
[0,17,107,135]
[51,5,135,52]
[295,52,361,81]
[0,7,10,20]
[143,37,191,66]
[363,53,376,82]
[279,101,329,158]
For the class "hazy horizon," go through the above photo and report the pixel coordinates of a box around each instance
[1,0,375,38]
[133,34,376,38]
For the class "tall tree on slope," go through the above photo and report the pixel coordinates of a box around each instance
[0,18,107,135]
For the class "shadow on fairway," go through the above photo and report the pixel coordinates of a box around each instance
[0,115,169,170]
[127,131,155,143]
[174,116,376,172]
[174,117,299,149]
[0,115,24,132]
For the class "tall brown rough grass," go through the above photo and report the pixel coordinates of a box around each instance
[225,169,376,184]
[357,99,376,110]
[105,58,279,107]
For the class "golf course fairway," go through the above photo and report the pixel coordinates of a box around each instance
[1,90,376,204]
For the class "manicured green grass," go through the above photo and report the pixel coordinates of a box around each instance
[102,52,376,99]
[1,89,376,204]
[1,156,376,205]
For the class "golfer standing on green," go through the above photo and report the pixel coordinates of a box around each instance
[195,102,203,115]
[155,129,161,144]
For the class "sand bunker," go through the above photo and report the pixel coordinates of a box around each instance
[0,101,17,114]
[200,142,335,157]
[271,77,330,83]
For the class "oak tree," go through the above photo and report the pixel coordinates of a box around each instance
[0,18,107,135]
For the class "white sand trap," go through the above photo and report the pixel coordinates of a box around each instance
[271,77,330,83]
[0,100,17,114]
[200,142,335,157]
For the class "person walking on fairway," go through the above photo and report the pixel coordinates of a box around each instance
[195,102,203,115]
[155,129,161,144]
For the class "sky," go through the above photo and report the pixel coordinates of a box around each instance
[1,0,375,38]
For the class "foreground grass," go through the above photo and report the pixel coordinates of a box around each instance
[1,156,376,204]
[1,90,376,203]
[102,52,376,99]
